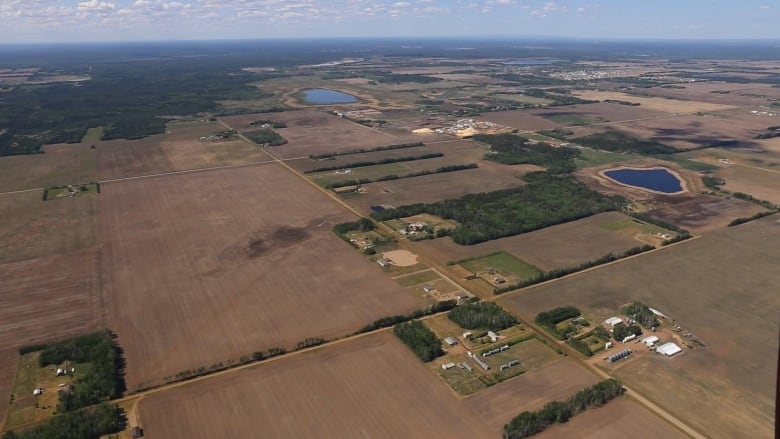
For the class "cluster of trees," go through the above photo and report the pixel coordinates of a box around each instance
[536,129,573,140]
[732,191,778,210]
[603,99,640,106]
[496,245,655,293]
[519,88,599,106]
[567,326,610,356]
[473,133,580,173]
[309,142,424,159]
[612,322,642,341]
[333,217,375,235]
[729,210,778,227]
[1,403,124,439]
[244,128,287,146]
[304,152,443,174]
[357,300,457,334]
[325,163,478,189]
[621,302,659,328]
[249,119,287,128]
[534,307,581,339]
[37,331,125,412]
[503,379,624,439]
[448,302,517,331]
[702,175,725,190]
[573,130,678,155]
[372,171,626,245]
[393,320,444,362]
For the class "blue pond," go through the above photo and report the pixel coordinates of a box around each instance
[370,205,385,213]
[302,88,358,104]
[604,168,683,193]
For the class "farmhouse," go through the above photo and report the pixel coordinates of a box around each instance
[656,342,683,356]
[604,316,623,327]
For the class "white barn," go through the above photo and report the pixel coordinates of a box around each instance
[656,342,682,356]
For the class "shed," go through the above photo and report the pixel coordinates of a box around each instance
[462,331,473,339]
[422,284,435,293]
[641,335,659,347]
[441,362,456,370]
[487,331,499,342]
[656,342,682,356]
[604,316,623,327]
[443,336,458,346]
[376,258,392,268]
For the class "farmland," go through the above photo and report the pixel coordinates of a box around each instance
[98,163,421,390]
[0,143,96,192]
[498,216,780,438]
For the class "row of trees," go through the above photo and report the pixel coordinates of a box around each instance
[305,152,443,174]
[372,171,626,245]
[449,301,517,331]
[309,142,424,159]
[473,133,580,173]
[393,320,444,362]
[357,301,458,334]
[503,379,624,438]
[325,164,478,189]
[2,403,124,439]
[534,307,581,339]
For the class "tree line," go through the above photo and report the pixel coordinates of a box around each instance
[325,163,478,189]
[305,152,443,174]
[356,300,458,334]
[473,133,580,173]
[534,306,581,340]
[309,142,424,159]
[449,301,517,332]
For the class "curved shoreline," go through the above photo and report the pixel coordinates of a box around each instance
[598,165,688,195]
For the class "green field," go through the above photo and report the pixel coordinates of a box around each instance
[395,270,441,287]
[460,252,541,281]
[574,147,638,168]
[80,127,104,143]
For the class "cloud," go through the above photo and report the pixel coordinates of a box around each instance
[77,0,116,11]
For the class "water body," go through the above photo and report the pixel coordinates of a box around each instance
[604,168,683,193]
[370,205,385,213]
[503,59,559,65]
[302,88,358,104]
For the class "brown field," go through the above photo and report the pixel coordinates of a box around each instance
[474,109,567,131]
[0,143,96,192]
[138,332,496,438]
[637,82,778,107]
[286,144,433,173]
[416,212,644,272]
[536,398,687,439]
[0,191,96,264]
[498,216,780,438]
[98,164,421,389]
[572,90,736,113]
[97,121,270,180]
[220,109,419,159]
[717,164,780,205]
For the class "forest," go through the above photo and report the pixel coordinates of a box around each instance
[1,404,124,439]
[244,128,287,146]
[393,320,444,362]
[473,133,580,173]
[573,130,678,155]
[448,302,517,331]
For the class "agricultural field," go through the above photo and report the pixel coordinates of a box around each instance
[97,120,270,180]
[498,216,780,439]
[0,143,96,192]
[0,191,96,264]
[572,90,737,113]
[137,332,496,438]
[286,144,433,173]
[97,163,422,390]
[635,81,779,107]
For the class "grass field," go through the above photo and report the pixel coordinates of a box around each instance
[98,163,422,390]
[460,252,541,286]
[80,127,105,143]
[498,216,780,438]
[0,143,96,192]
[574,148,640,168]
[137,333,496,438]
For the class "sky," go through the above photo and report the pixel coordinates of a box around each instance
[0,0,777,44]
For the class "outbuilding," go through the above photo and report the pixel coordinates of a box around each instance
[641,335,659,347]
[604,316,623,327]
[487,331,499,342]
[656,342,682,356]
[443,336,458,346]
[441,362,456,370]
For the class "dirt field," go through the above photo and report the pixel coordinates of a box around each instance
[97,121,270,180]
[98,163,422,390]
[0,143,96,192]
[220,110,419,159]
[636,82,779,107]
[572,90,737,113]
[415,212,644,272]
[535,397,687,439]
[717,164,780,205]
[0,191,96,264]
[463,358,600,433]
[138,332,496,438]
[498,216,780,438]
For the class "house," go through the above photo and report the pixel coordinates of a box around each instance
[441,362,456,370]
[493,276,506,284]
[604,316,623,327]
[422,285,435,293]
[376,258,392,268]
[444,336,458,346]
[487,331,499,342]
[656,342,682,356]
[641,335,659,347]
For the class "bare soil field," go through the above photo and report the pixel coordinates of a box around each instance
[716,163,780,205]
[536,397,687,439]
[0,191,96,264]
[138,332,495,438]
[416,212,643,272]
[97,121,269,180]
[637,82,778,107]
[221,110,419,159]
[463,358,599,433]
[98,164,421,390]
[498,216,780,438]
[572,90,737,113]
[0,143,96,192]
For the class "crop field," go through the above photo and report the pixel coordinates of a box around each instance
[137,332,496,438]
[498,217,780,438]
[535,398,687,439]
[572,90,737,113]
[417,212,644,272]
[98,163,422,390]
[636,82,778,107]
[459,251,541,284]
[220,110,417,159]
[97,121,270,180]
[0,143,96,192]
[716,163,780,205]
[0,191,96,264]
[475,110,567,131]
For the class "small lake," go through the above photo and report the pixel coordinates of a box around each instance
[302,88,358,104]
[604,168,683,193]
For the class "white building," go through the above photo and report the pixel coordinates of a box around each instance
[656,342,682,356]
[444,336,458,346]
[487,331,499,342]
[604,316,623,327]
[642,336,660,347]
[441,362,456,370]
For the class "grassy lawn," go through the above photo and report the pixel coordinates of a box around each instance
[80,127,104,143]
[395,269,441,287]
[44,183,99,201]
[574,147,638,168]
[461,252,541,281]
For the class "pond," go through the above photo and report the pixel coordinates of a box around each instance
[302,88,358,104]
[603,168,683,193]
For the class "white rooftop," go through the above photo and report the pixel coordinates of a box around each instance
[604,316,623,326]
[642,335,659,346]
[657,342,682,356]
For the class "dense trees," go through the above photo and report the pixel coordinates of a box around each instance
[1,404,124,439]
[473,133,580,173]
[534,307,581,339]
[503,379,624,438]
[393,320,444,362]
[449,302,517,331]
[357,301,457,334]
[621,302,659,328]
[612,322,642,341]
[244,128,287,146]
[573,130,678,155]
[372,171,625,245]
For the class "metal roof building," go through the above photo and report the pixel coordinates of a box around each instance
[656,342,682,356]
[604,316,623,327]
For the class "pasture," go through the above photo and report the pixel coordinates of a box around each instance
[498,216,780,439]
[137,333,496,438]
[97,163,422,390]
[0,143,96,192]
